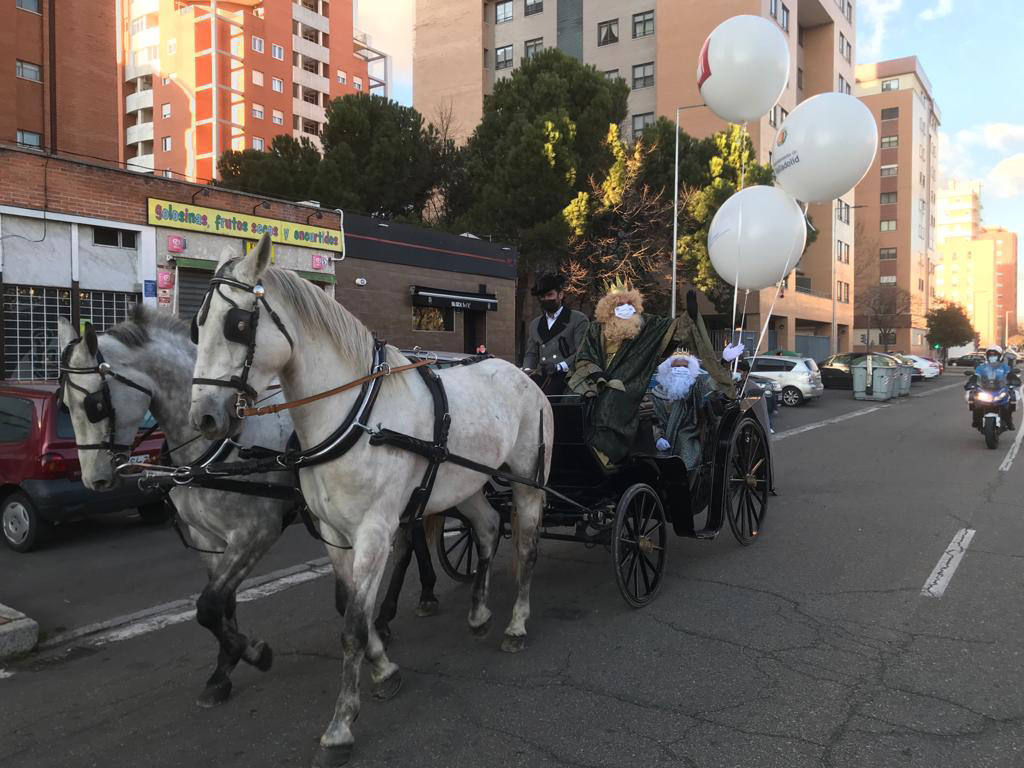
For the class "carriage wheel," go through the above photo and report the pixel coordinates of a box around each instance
[724,418,769,546]
[612,484,668,608]
[435,511,500,583]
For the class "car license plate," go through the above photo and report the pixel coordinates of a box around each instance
[128,455,148,464]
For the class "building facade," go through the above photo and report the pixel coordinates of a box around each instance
[853,57,940,356]
[985,228,1019,342]
[415,0,858,357]
[936,179,982,245]
[118,0,389,182]
[2,0,121,161]
[934,237,997,349]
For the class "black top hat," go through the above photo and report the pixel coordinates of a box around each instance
[532,272,566,296]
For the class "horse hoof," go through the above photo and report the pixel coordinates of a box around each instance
[312,743,353,768]
[252,641,274,672]
[416,598,439,617]
[371,669,403,701]
[197,678,232,707]
[501,634,527,654]
[469,617,492,639]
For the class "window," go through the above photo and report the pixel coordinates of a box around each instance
[838,74,850,94]
[0,397,34,443]
[846,0,853,21]
[880,219,897,232]
[842,243,850,263]
[337,69,347,84]
[93,227,137,249]
[839,33,848,59]
[843,283,850,303]
[161,102,171,119]
[272,43,285,60]
[770,0,778,17]
[16,130,42,148]
[768,105,777,128]
[495,45,513,70]
[881,107,899,120]
[16,60,42,82]
[632,112,655,140]
[271,77,283,93]
[797,67,803,89]
[253,137,265,151]
[162,76,170,85]
[780,107,789,122]
[3,284,72,380]
[302,87,318,104]
[880,275,897,284]
[798,25,804,46]
[598,19,619,46]
[272,109,284,125]
[353,76,363,91]
[918,278,925,292]
[880,164,898,177]
[162,169,173,178]
[632,62,654,89]
[252,103,264,119]
[880,192,898,204]
[301,118,319,135]
[524,37,543,61]
[167,38,177,55]
[836,200,850,223]
[781,4,789,31]
[413,306,453,332]
[484,48,489,68]
[525,0,543,16]
[253,70,264,86]
[880,135,898,149]
[919,198,927,213]
[496,0,512,23]
[881,78,899,91]
[604,69,619,80]
[632,10,654,38]
[252,36,264,53]
[16,0,41,12]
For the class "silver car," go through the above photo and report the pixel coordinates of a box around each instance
[747,356,824,406]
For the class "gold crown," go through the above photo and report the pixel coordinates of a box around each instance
[602,275,633,295]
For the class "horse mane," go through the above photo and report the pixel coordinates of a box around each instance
[256,264,377,365]
[105,304,189,349]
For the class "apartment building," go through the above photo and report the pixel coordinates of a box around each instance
[934,237,997,348]
[853,57,940,356]
[118,0,389,182]
[936,179,982,245]
[2,0,120,161]
[414,0,858,358]
[985,228,1019,341]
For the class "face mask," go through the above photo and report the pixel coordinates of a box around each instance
[540,299,560,314]
[670,367,688,377]
[989,356,1000,364]
[614,304,636,320]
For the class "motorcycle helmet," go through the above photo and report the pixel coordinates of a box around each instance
[986,345,1003,364]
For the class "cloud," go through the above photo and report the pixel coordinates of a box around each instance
[939,130,975,181]
[918,0,954,20]
[859,0,904,61]
[987,154,1024,199]
[957,122,1024,153]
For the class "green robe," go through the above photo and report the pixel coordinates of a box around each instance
[568,311,733,466]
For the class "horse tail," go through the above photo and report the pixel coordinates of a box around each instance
[423,513,442,548]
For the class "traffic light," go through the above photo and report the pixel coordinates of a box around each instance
[932,343,941,350]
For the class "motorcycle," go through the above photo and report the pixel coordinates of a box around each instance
[965,370,1021,449]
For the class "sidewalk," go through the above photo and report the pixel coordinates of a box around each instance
[0,603,38,660]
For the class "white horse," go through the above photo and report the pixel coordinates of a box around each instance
[56,310,295,707]
[189,235,552,767]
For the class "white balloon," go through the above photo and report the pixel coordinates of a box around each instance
[771,93,878,203]
[697,15,790,124]
[708,186,807,291]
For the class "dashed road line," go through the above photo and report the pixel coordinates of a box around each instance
[773,404,889,441]
[999,423,1024,472]
[922,528,976,598]
[911,381,964,397]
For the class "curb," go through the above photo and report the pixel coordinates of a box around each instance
[0,603,39,660]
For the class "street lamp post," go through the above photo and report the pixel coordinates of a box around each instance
[1006,310,1011,347]
[671,104,706,319]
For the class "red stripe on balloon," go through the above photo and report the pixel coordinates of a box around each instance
[697,35,712,89]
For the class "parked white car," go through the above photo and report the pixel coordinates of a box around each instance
[901,354,941,379]
[747,356,824,406]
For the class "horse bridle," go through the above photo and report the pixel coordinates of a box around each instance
[58,337,156,466]
[190,262,294,418]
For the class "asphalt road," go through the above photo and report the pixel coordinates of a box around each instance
[5,373,1024,768]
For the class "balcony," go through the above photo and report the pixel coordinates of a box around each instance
[293,65,329,93]
[126,153,154,173]
[124,60,157,81]
[293,33,329,62]
[293,96,325,123]
[130,0,159,17]
[131,26,161,51]
[126,121,154,145]
[125,88,153,114]
[292,2,329,33]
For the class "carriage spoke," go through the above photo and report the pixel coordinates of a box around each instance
[637,551,652,594]
[446,529,470,560]
[452,535,471,572]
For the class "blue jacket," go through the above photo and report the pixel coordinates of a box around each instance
[975,361,1010,385]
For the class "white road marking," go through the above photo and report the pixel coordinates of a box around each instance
[921,528,976,598]
[0,668,14,679]
[910,381,963,398]
[772,404,889,441]
[40,558,332,651]
[999,424,1024,472]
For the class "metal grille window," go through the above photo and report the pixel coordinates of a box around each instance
[632,62,654,89]
[525,0,543,17]
[632,11,654,38]
[79,290,140,333]
[3,285,72,381]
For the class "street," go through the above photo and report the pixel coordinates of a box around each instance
[3,374,1024,768]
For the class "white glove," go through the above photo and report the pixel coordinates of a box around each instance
[723,342,745,362]
[656,438,671,452]
[557,361,569,373]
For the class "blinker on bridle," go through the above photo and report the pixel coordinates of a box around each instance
[190,263,295,419]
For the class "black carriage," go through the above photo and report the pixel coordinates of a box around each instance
[434,386,775,607]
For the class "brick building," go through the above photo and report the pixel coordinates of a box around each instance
[0,146,517,380]
[2,0,120,161]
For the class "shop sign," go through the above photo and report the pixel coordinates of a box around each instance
[158,271,174,289]
[167,235,186,253]
[311,254,325,270]
[143,280,157,298]
[148,198,344,253]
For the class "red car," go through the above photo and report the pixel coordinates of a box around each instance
[0,382,167,552]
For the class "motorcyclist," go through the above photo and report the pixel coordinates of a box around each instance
[966,345,1016,430]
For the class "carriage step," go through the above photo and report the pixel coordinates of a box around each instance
[692,528,720,540]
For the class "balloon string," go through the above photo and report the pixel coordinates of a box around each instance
[729,122,749,367]
[733,289,750,375]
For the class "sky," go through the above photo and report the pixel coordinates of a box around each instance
[361,0,1023,243]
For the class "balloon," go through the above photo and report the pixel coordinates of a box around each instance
[771,93,878,203]
[708,186,807,291]
[697,15,790,124]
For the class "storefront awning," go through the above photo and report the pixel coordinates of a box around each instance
[412,286,497,312]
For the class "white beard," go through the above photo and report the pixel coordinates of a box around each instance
[655,358,699,401]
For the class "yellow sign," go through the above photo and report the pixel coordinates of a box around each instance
[147,198,344,253]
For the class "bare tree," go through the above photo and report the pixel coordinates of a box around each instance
[853,219,922,352]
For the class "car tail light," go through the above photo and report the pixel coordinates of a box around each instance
[39,452,69,478]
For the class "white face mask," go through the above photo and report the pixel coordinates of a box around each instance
[614,304,636,319]
[989,356,1000,364]
[670,367,687,377]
